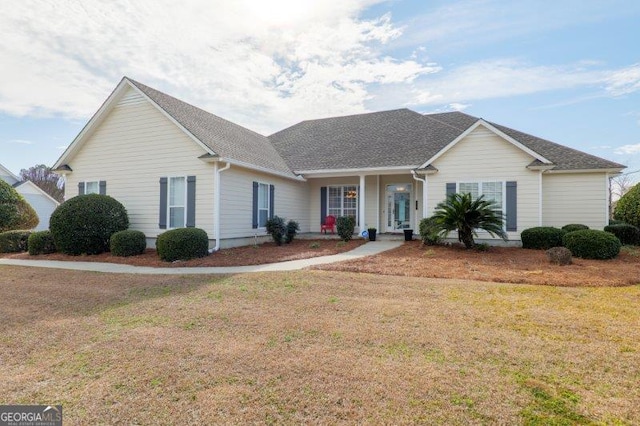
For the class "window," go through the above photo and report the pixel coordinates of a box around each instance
[169,176,186,228]
[458,181,503,213]
[257,182,269,228]
[85,181,99,194]
[328,185,358,221]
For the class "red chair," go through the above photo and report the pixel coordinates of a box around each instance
[321,215,336,234]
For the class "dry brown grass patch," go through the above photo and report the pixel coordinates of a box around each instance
[1,266,639,423]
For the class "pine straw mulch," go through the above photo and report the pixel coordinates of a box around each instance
[313,240,640,287]
[3,239,366,268]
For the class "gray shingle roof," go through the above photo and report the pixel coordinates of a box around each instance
[428,111,625,171]
[127,78,296,177]
[125,78,624,174]
[270,109,625,172]
[268,109,463,171]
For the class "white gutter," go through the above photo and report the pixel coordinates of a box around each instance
[411,170,428,221]
[211,161,231,252]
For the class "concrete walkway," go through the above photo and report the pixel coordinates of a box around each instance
[0,241,403,275]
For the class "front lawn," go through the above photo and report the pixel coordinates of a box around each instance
[314,241,640,286]
[1,238,365,267]
[1,266,638,423]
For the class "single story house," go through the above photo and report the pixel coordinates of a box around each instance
[53,77,625,248]
[0,164,60,231]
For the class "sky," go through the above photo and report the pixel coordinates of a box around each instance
[1,0,639,180]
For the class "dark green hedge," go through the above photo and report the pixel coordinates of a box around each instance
[561,224,589,233]
[156,228,209,262]
[563,229,621,260]
[0,230,31,253]
[419,217,441,245]
[110,230,147,257]
[604,224,640,246]
[49,194,129,255]
[336,216,356,242]
[521,227,566,250]
[28,230,56,255]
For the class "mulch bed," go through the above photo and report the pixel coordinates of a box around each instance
[3,239,366,268]
[313,240,640,287]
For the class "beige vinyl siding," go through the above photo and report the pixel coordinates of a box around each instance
[429,125,540,240]
[364,175,378,230]
[542,173,608,229]
[64,87,215,238]
[219,167,309,239]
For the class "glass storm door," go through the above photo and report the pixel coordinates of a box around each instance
[386,184,412,231]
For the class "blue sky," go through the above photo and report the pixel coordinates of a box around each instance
[1,0,639,179]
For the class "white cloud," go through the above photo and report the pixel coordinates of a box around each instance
[615,144,640,155]
[0,0,437,132]
[7,139,34,145]
[605,64,640,96]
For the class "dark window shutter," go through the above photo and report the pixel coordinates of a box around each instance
[252,181,259,229]
[159,177,168,229]
[186,176,196,227]
[506,181,517,232]
[269,184,275,219]
[320,186,327,225]
[446,182,456,198]
[78,182,85,195]
[99,180,107,195]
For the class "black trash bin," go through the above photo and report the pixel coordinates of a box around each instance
[367,228,377,241]
[403,229,413,241]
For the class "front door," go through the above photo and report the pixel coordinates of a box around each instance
[386,184,412,232]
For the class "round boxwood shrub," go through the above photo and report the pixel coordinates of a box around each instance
[614,183,640,228]
[609,219,627,226]
[28,230,56,255]
[156,227,209,262]
[521,227,566,250]
[110,230,147,257]
[49,194,129,255]
[563,229,621,260]
[561,224,589,233]
[419,217,442,246]
[0,230,31,253]
[604,224,640,246]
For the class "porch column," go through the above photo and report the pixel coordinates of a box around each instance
[359,174,365,232]
[423,175,428,219]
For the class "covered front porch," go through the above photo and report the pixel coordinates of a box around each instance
[304,168,430,235]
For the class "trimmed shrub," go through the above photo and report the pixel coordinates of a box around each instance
[284,220,300,244]
[419,217,442,246]
[110,230,147,257]
[28,230,56,255]
[546,246,572,265]
[265,216,286,246]
[609,219,627,226]
[0,180,39,232]
[50,194,129,255]
[0,230,31,253]
[562,224,589,233]
[604,224,640,246]
[563,229,621,260]
[614,183,640,228]
[336,216,356,242]
[156,227,209,262]
[521,227,566,250]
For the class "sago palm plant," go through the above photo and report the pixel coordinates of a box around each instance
[431,192,507,249]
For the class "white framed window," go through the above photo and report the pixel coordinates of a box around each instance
[458,181,504,214]
[168,176,186,228]
[328,185,358,221]
[85,181,100,194]
[257,182,270,228]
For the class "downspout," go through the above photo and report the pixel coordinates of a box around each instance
[211,161,231,252]
[411,170,428,225]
